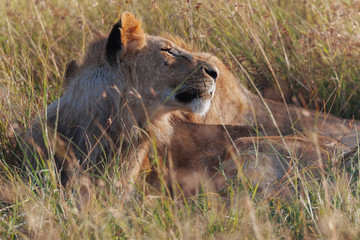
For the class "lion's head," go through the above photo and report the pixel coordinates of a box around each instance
[69,12,219,120]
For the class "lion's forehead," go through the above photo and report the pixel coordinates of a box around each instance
[144,36,168,49]
[146,36,190,55]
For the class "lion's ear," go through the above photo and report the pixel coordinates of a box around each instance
[106,12,145,65]
[106,21,122,65]
[120,12,145,49]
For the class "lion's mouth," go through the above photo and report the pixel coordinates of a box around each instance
[175,89,214,104]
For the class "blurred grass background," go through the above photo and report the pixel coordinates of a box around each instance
[1,0,360,238]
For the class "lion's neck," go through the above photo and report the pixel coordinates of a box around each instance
[119,101,174,149]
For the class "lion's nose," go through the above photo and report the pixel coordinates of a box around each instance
[204,66,219,81]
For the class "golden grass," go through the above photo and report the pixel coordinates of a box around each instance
[1,0,360,239]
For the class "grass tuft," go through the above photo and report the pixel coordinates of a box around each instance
[1,0,360,238]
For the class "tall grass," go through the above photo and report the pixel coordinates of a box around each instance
[1,0,360,238]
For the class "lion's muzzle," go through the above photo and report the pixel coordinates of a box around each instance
[173,64,218,116]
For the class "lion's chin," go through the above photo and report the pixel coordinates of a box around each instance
[189,97,212,117]
[161,88,214,116]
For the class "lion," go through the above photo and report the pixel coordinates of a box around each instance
[23,12,220,191]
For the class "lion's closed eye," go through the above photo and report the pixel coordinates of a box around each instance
[161,47,178,57]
